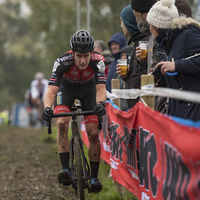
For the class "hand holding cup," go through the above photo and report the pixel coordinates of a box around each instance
[117,59,128,78]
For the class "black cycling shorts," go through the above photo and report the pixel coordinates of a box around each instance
[54,81,98,124]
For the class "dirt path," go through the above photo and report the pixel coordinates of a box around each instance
[0,126,75,200]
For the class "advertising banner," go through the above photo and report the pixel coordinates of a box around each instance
[81,102,200,199]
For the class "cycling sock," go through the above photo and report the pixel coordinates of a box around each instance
[90,161,100,178]
[59,152,70,170]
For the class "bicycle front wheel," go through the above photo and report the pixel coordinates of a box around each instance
[74,135,85,200]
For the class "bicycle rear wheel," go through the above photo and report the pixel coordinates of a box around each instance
[74,135,85,200]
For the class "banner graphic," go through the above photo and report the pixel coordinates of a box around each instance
[81,102,200,199]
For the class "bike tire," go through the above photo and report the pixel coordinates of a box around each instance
[74,135,85,200]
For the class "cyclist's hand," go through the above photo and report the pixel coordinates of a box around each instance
[42,107,53,121]
[94,101,106,116]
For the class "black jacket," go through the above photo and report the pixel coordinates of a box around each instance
[159,17,200,121]
[123,31,150,109]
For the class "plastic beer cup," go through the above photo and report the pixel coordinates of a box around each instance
[139,41,149,58]
[117,59,127,75]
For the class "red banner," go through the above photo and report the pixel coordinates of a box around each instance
[81,102,200,200]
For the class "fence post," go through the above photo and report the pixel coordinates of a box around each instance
[140,75,154,109]
[111,79,124,197]
[111,79,120,107]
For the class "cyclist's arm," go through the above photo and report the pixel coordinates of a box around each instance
[96,84,107,104]
[43,85,59,108]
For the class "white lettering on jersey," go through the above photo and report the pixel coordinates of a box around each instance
[97,60,105,73]
[52,61,60,72]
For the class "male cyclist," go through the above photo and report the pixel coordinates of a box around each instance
[30,72,48,125]
[42,29,107,193]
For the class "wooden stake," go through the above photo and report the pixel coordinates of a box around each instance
[140,75,154,109]
[111,79,124,197]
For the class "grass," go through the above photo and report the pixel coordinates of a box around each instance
[41,124,138,200]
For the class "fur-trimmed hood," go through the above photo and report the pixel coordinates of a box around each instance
[171,16,200,30]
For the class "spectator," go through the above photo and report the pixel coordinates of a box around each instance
[94,40,106,54]
[106,32,127,93]
[116,4,151,109]
[120,5,139,37]
[118,46,133,62]
[147,0,200,121]
[115,45,133,111]
[101,49,113,78]
[133,0,191,113]
[30,72,48,124]
[175,0,192,18]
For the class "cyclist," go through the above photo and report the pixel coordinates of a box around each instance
[30,72,48,125]
[42,29,107,193]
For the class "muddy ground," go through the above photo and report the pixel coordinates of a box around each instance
[0,125,75,200]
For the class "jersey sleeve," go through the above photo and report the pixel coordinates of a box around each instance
[49,52,73,86]
[95,60,106,84]
[48,59,63,86]
[91,53,106,85]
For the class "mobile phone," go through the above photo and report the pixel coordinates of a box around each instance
[152,65,163,83]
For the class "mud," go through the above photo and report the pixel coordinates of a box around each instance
[0,126,75,200]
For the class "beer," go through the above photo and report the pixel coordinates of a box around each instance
[119,64,127,75]
[117,59,127,75]
[139,41,149,58]
[139,49,148,58]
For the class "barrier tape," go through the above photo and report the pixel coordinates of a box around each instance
[107,86,200,104]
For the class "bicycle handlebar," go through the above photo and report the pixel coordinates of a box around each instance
[52,110,95,118]
[46,110,103,134]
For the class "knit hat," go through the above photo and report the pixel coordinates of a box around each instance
[147,0,179,29]
[120,5,139,35]
[131,0,157,13]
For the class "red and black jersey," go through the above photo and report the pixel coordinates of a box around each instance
[49,50,106,87]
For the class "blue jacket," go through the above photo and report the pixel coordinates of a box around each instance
[157,17,200,121]
[106,33,127,92]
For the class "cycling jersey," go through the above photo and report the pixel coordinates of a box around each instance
[30,79,48,100]
[49,50,106,86]
[49,50,106,124]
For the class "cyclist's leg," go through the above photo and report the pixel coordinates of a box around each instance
[54,84,75,185]
[81,89,102,193]
[54,84,75,154]
[81,88,100,162]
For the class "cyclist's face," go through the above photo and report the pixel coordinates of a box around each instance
[73,51,91,70]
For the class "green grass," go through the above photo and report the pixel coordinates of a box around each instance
[42,125,138,200]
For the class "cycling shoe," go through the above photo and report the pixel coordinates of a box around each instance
[58,169,72,186]
[89,178,102,193]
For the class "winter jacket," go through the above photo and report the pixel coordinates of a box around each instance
[159,17,200,121]
[106,33,127,93]
[122,31,150,109]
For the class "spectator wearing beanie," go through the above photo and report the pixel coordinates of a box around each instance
[116,4,150,109]
[120,5,139,37]
[147,0,200,121]
[131,0,168,112]
[131,0,156,34]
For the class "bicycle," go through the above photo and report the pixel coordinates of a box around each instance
[46,104,102,200]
